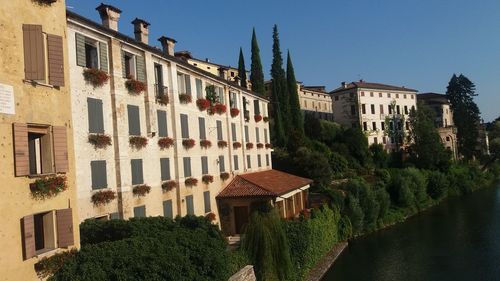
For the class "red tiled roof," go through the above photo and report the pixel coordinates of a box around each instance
[217,170,312,199]
[330,81,417,93]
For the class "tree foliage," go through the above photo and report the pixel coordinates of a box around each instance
[286,51,304,135]
[237,47,247,88]
[250,28,265,96]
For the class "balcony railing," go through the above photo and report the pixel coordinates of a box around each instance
[154,84,168,99]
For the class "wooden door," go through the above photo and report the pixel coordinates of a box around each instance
[234,206,249,235]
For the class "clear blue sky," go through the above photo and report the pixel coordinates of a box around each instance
[67,0,499,122]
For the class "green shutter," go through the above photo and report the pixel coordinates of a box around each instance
[185,75,191,95]
[258,155,262,167]
[127,105,141,135]
[216,121,223,141]
[180,114,189,138]
[157,110,168,137]
[88,98,104,134]
[219,156,225,172]
[255,128,260,143]
[99,42,108,72]
[231,123,236,141]
[136,55,146,82]
[163,200,173,218]
[186,195,194,215]
[91,160,107,189]
[75,33,86,67]
[196,79,203,99]
[160,158,170,181]
[131,159,143,185]
[254,100,260,115]
[264,129,268,143]
[247,155,251,168]
[203,191,211,213]
[244,126,249,142]
[121,50,126,78]
[198,117,206,140]
[201,156,208,174]
[233,155,239,170]
[183,157,191,177]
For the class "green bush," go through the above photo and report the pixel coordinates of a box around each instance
[338,215,353,241]
[370,143,389,168]
[291,147,333,190]
[329,152,349,179]
[227,249,251,277]
[344,194,364,235]
[426,170,449,200]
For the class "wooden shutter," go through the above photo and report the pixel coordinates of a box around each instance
[216,121,222,141]
[56,208,74,248]
[255,128,260,143]
[136,56,146,82]
[254,100,260,115]
[157,110,167,137]
[133,205,146,218]
[160,158,170,181]
[201,156,208,174]
[184,75,191,95]
[22,215,35,260]
[75,33,86,67]
[131,159,143,185]
[13,123,29,177]
[231,123,236,141]
[233,155,239,170]
[99,42,108,72]
[127,105,141,135]
[198,117,206,140]
[186,195,194,215]
[244,126,249,142]
[203,191,211,213]
[87,98,104,134]
[53,126,69,173]
[121,50,126,78]
[183,157,191,177]
[91,160,107,189]
[47,34,65,86]
[219,156,225,172]
[180,114,189,138]
[163,200,173,218]
[23,24,45,80]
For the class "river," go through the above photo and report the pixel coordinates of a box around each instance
[322,185,500,281]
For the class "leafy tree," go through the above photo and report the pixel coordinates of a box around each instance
[343,179,380,232]
[286,50,304,135]
[407,102,451,171]
[375,187,391,225]
[329,152,349,179]
[339,127,372,168]
[344,194,364,235]
[291,147,333,190]
[250,28,265,96]
[426,170,449,200]
[370,143,389,168]
[237,47,247,88]
[446,74,481,160]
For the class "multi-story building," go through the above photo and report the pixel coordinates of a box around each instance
[0,0,79,279]
[66,4,310,233]
[417,93,458,159]
[330,80,418,150]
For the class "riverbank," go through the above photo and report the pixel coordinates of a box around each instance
[305,242,348,281]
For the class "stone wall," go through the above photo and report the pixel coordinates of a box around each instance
[228,265,256,281]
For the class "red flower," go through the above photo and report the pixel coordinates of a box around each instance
[202,175,214,184]
[129,136,148,149]
[88,134,112,149]
[265,143,272,149]
[254,114,263,122]
[220,172,230,181]
[162,180,177,192]
[246,142,254,149]
[205,212,216,222]
[185,177,198,187]
[230,108,240,117]
[257,143,264,149]
[233,142,242,149]
[200,139,212,149]
[83,68,109,88]
[209,103,227,115]
[179,93,192,104]
[132,185,151,197]
[125,78,146,95]
[182,139,196,149]
[158,137,174,149]
[217,140,228,148]
[263,116,269,123]
[196,98,211,111]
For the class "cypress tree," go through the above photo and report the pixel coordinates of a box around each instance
[237,47,247,88]
[270,24,287,147]
[286,50,304,135]
[250,28,265,96]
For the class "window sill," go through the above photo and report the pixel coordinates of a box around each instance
[35,247,59,259]
[23,79,58,89]
[28,173,57,179]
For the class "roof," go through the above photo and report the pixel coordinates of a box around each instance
[418,93,450,104]
[217,170,312,199]
[330,81,418,93]
[302,86,327,93]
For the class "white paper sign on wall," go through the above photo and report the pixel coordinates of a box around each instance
[0,83,15,115]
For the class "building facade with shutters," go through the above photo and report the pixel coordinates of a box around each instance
[330,81,418,150]
[0,0,79,279]
[67,4,274,223]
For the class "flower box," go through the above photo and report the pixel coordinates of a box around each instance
[158,137,174,150]
[263,116,269,123]
[220,172,230,181]
[129,136,148,149]
[265,143,272,149]
[179,93,192,104]
[30,175,67,200]
[132,184,151,197]
[88,134,112,149]
[257,143,264,149]
[196,98,211,111]
[205,212,216,222]
[200,139,212,149]
[91,190,116,206]
[246,142,254,150]
[125,78,146,95]
[209,103,227,115]
[230,108,240,117]
[217,140,228,148]
[162,180,177,192]
[83,68,109,88]
[185,177,198,187]
[254,114,263,122]
[157,94,169,106]
[233,141,242,149]
[202,175,214,184]
[182,139,196,149]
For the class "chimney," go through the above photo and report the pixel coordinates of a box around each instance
[158,36,177,56]
[96,3,122,31]
[132,18,150,44]
[341,81,346,88]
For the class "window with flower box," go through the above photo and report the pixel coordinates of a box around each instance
[177,73,191,96]
[201,156,209,175]
[204,191,211,213]
[160,158,170,181]
[91,160,107,190]
[157,110,168,137]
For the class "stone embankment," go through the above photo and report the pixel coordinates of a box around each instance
[305,242,348,281]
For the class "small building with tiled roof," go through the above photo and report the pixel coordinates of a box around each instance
[217,169,312,235]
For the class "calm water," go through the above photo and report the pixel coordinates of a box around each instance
[322,185,500,281]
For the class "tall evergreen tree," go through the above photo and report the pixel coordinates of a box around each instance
[446,74,481,160]
[286,50,304,135]
[250,28,265,96]
[237,47,247,88]
[270,24,288,147]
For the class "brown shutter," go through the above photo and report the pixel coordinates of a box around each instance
[22,24,45,80]
[47,34,65,87]
[52,126,68,173]
[22,215,35,260]
[56,208,74,248]
[13,123,29,177]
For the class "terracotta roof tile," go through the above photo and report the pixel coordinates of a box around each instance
[330,81,417,93]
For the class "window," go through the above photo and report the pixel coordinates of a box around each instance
[219,156,225,172]
[177,73,192,96]
[404,106,408,115]
[374,137,378,144]
[131,159,143,185]
[254,100,260,115]
[387,93,391,98]
[335,96,339,101]
[27,126,54,175]
[154,63,165,98]
[216,86,224,104]
[351,105,356,116]
[370,92,374,97]
[381,122,385,131]
[363,122,368,131]
[33,211,56,253]
[122,51,135,78]
[183,157,191,177]
[160,158,170,181]
[230,92,238,108]
[304,100,307,108]
[361,92,365,97]
[396,94,399,99]
[198,117,206,140]
[75,33,108,73]
[264,129,268,143]
[372,122,377,130]
[163,200,173,218]
[388,105,393,114]
[196,78,203,99]
[411,94,415,99]
[157,110,168,137]
[88,98,104,134]
[379,93,383,98]
[396,105,401,115]
[244,125,249,142]
[180,114,189,138]
[266,154,270,166]
[371,104,375,114]
[403,94,407,99]
[257,155,262,167]
[91,160,107,189]
[255,128,260,143]
[84,40,98,69]
[204,191,211,213]
[127,105,141,136]
[133,205,146,218]
[186,195,194,215]
[109,213,120,220]
[361,104,366,114]
[247,155,251,169]
[201,156,208,174]
[231,123,237,141]
[216,120,223,141]
[446,136,450,142]
[234,155,239,170]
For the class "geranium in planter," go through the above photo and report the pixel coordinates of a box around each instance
[257,143,264,149]
[185,177,198,187]
[162,180,177,192]
[30,175,67,200]
[88,133,112,149]
[157,94,169,106]
[179,93,192,104]
[233,141,242,149]
[158,137,174,150]
[263,116,269,123]
[217,140,228,148]
[230,108,240,117]
[132,184,151,197]
[202,175,214,184]
[205,212,216,222]
[196,98,210,111]
[246,142,254,150]
[125,77,146,95]
[254,114,263,122]
[265,143,272,149]
[182,138,196,149]
[83,68,109,88]
[220,172,230,181]
[129,136,148,149]
[200,139,212,149]
[209,103,227,115]
[91,190,116,206]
